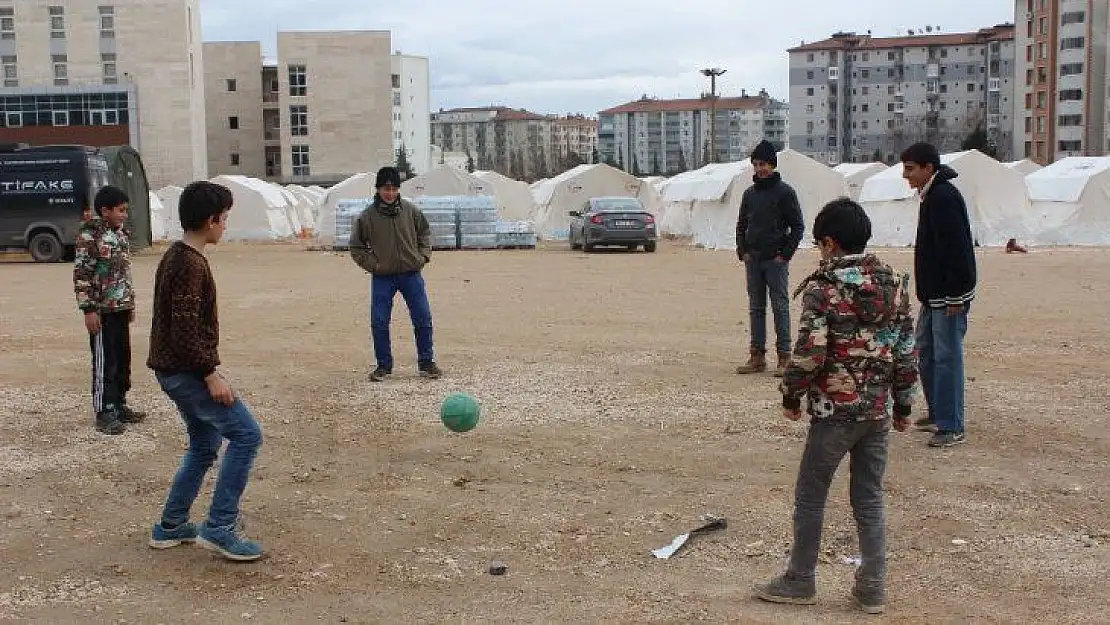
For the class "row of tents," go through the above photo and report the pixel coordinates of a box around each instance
[150,149,1110,249]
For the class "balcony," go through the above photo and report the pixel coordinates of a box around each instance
[262,91,279,105]
[926,63,939,78]
[988,77,1001,91]
[827,66,839,80]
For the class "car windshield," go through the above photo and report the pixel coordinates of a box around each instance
[592,198,642,212]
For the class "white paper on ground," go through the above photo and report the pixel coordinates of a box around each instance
[651,533,691,559]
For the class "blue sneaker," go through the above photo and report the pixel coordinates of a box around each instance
[149,521,198,549]
[196,522,263,561]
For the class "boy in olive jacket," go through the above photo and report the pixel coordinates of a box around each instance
[349,166,442,381]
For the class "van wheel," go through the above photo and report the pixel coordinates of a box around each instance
[29,232,64,263]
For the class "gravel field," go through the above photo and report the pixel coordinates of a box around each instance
[0,241,1107,623]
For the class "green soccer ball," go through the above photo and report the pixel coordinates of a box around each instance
[440,392,480,433]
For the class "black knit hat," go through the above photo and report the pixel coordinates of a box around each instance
[375,166,402,188]
[750,139,778,166]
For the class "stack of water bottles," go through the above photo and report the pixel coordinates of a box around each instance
[411,196,460,250]
[455,196,500,249]
[332,198,370,249]
[494,221,538,249]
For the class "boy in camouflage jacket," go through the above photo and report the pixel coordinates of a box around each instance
[74,185,146,435]
[755,198,919,615]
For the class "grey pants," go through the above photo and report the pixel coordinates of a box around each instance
[787,419,889,589]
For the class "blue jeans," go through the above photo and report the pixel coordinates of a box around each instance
[371,271,434,369]
[916,305,969,433]
[155,372,263,529]
[745,258,792,354]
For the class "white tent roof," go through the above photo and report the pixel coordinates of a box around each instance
[1025,157,1110,203]
[1023,157,1110,245]
[661,162,751,203]
[154,185,184,240]
[401,166,490,197]
[473,170,535,222]
[530,163,663,239]
[1005,159,1043,176]
[835,162,889,201]
[210,175,296,241]
[148,191,168,241]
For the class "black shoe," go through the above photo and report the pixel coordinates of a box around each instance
[851,584,886,614]
[368,366,392,382]
[118,404,146,424]
[418,361,443,379]
[928,431,967,448]
[96,409,126,435]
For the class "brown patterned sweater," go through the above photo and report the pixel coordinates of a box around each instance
[147,241,220,377]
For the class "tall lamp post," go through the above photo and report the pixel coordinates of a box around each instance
[700,67,726,165]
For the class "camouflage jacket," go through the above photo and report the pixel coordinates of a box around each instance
[780,253,918,422]
[73,217,136,313]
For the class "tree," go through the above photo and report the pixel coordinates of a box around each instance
[465,148,476,173]
[675,148,688,175]
[872,148,884,163]
[396,143,416,179]
[591,148,599,165]
[961,124,998,159]
[652,151,663,176]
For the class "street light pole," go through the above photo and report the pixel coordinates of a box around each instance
[700,67,726,165]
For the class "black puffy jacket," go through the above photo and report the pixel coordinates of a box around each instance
[735,172,805,261]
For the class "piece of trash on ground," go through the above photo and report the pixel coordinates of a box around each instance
[651,514,728,560]
[842,555,862,566]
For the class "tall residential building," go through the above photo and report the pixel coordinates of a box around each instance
[431,107,594,181]
[552,114,599,167]
[0,0,207,188]
[203,41,265,179]
[597,91,788,175]
[204,31,398,185]
[1013,0,1109,163]
[391,52,431,175]
[788,25,1016,165]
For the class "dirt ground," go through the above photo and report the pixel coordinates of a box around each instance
[0,241,1107,624]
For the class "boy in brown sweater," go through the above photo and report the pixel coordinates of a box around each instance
[146,181,264,561]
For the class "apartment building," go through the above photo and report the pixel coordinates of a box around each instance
[788,25,1016,165]
[391,52,431,175]
[0,0,206,188]
[203,41,265,179]
[552,114,599,166]
[430,106,565,181]
[597,91,788,175]
[1013,0,1109,163]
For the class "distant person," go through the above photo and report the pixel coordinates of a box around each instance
[147,181,264,561]
[1005,238,1028,253]
[349,166,442,382]
[755,198,918,615]
[73,185,146,435]
[901,142,976,448]
[735,139,805,377]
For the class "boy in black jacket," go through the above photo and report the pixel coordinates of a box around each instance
[900,143,976,448]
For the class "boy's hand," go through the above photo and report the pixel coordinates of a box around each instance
[84,311,101,335]
[128,310,136,323]
[894,416,911,432]
[205,373,236,407]
[783,407,802,421]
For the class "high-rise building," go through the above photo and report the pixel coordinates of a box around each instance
[597,91,788,175]
[788,26,1016,165]
[203,41,265,179]
[391,52,431,176]
[0,0,207,188]
[1013,0,1109,163]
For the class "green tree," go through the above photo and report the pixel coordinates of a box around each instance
[961,124,998,159]
[465,148,476,173]
[396,144,416,178]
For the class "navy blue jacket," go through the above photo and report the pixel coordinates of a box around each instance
[913,165,977,308]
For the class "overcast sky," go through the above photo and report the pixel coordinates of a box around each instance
[200,0,1013,116]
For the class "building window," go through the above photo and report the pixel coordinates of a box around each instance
[1,55,15,88]
[806,87,814,96]
[90,109,119,125]
[288,64,306,96]
[230,153,240,166]
[392,91,401,106]
[1059,114,1082,127]
[1060,63,1084,77]
[4,111,21,127]
[48,6,64,38]
[1060,37,1084,50]
[228,116,239,130]
[289,105,308,136]
[1058,140,1082,152]
[0,7,13,40]
[391,73,400,88]
[52,110,69,126]
[967,83,975,93]
[226,78,237,92]
[52,54,67,86]
[101,53,117,85]
[1061,11,1085,25]
[0,92,129,128]
[291,145,310,176]
[98,6,115,38]
[1059,89,1083,101]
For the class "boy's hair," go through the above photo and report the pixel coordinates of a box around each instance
[900,142,941,170]
[93,185,130,216]
[179,181,233,232]
[813,197,871,255]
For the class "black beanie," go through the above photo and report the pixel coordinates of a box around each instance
[375,166,402,188]
[750,139,778,166]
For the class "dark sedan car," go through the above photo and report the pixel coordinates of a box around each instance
[568,196,657,252]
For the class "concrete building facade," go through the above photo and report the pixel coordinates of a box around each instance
[552,114,599,167]
[0,0,207,188]
[597,92,788,175]
[788,26,1016,165]
[391,52,431,176]
[1013,0,1108,163]
[202,41,265,179]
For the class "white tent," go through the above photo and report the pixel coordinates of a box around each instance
[1024,156,1110,245]
[681,150,849,250]
[155,185,184,241]
[858,150,1031,247]
[834,162,889,201]
[530,163,664,239]
[148,191,168,241]
[473,170,535,221]
[401,166,490,197]
[210,175,296,241]
[1005,159,1043,176]
[284,184,322,231]
[315,173,374,246]
[659,162,750,238]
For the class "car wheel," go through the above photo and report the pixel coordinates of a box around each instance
[644,241,657,253]
[583,240,594,252]
[29,231,64,263]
